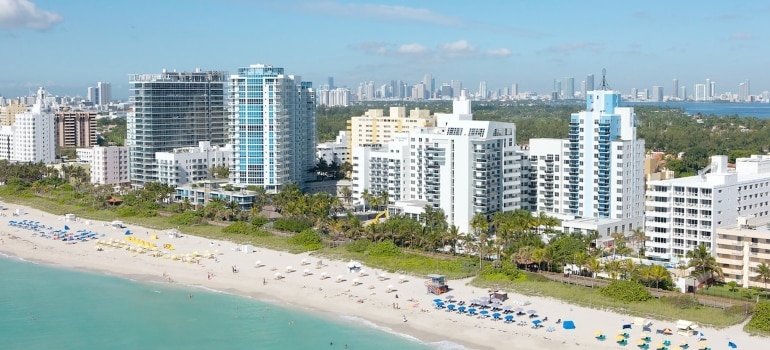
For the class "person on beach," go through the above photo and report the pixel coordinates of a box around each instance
[402,315,407,323]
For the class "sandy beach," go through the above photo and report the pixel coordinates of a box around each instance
[0,203,764,350]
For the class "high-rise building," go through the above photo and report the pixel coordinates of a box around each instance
[97,82,111,105]
[672,79,679,99]
[478,81,487,100]
[451,80,462,98]
[87,86,98,105]
[580,81,586,98]
[709,81,716,100]
[423,73,433,97]
[89,145,129,185]
[680,86,687,101]
[738,80,751,102]
[127,69,228,187]
[228,64,316,193]
[705,79,712,100]
[327,77,334,89]
[511,83,518,98]
[694,84,707,101]
[563,77,575,99]
[530,88,645,239]
[0,99,26,126]
[586,74,594,92]
[54,108,97,148]
[0,87,56,163]
[651,86,663,102]
[645,155,770,261]
[352,92,523,233]
[553,80,561,99]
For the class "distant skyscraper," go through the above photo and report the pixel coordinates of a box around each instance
[327,77,334,89]
[423,73,432,96]
[451,80,462,97]
[739,80,751,102]
[631,88,638,101]
[652,86,663,102]
[580,80,586,98]
[127,69,228,187]
[680,86,687,101]
[97,82,111,105]
[478,81,487,99]
[511,83,518,98]
[694,84,707,101]
[672,79,679,99]
[553,79,561,99]
[86,86,98,104]
[563,77,575,99]
[228,64,316,193]
[710,81,716,99]
[586,74,595,91]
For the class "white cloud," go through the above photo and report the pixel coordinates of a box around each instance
[440,40,475,53]
[299,1,462,26]
[729,32,755,40]
[486,48,512,57]
[0,0,63,30]
[543,41,604,54]
[397,43,428,54]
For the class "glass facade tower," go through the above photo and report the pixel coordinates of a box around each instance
[228,64,316,193]
[127,70,228,187]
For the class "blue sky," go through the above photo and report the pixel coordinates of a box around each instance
[1,0,769,99]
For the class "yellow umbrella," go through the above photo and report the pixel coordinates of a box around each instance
[595,330,603,336]
[697,342,707,349]
[637,339,646,345]
[615,335,626,341]
[657,343,666,349]
[639,333,648,338]
[672,346,683,350]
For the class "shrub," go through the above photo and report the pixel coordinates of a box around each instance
[746,301,770,334]
[367,240,401,257]
[480,261,522,281]
[287,229,323,250]
[273,218,312,233]
[250,215,268,227]
[115,206,157,218]
[168,211,203,226]
[346,239,372,253]
[599,280,653,303]
[222,222,271,237]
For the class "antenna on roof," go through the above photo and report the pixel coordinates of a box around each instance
[598,68,611,90]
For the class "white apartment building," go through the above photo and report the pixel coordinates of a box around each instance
[0,87,56,164]
[352,93,523,233]
[527,89,645,239]
[645,155,770,261]
[347,106,435,155]
[76,148,94,163]
[155,141,232,187]
[91,146,129,185]
[316,131,349,165]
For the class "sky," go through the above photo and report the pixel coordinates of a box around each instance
[1,0,769,99]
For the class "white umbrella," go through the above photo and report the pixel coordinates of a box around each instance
[255,260,262,266]
[321,272,328,276]
[275,272,282,276]
[336,275,344,280]
[304,269,310,273]
[286,265,293,271]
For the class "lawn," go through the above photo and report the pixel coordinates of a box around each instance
[471,273,750,328]
[697,284,770,303]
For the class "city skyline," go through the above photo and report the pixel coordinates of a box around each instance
[1,0,770,98]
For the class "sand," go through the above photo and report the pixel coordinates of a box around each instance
[0,203,764,350]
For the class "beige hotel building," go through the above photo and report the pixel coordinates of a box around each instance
[347,106,435,155]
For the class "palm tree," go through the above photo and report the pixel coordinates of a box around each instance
[631,227,647,258]
[756,262,770,298]
[445,225,461,255]
[604,260,622,280]
[360,189,371,212]
[585,256,602,279]
[340,186,353,205]
[686,244,723,289]
[584,230,600,254]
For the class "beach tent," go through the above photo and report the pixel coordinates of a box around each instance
[562,320,576,330]
[728,341,737,348]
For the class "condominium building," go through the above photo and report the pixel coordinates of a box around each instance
[352,93,523,233]
[90,146,129,185]
[0,87,56,163]
[715,216,770,288]
[175,179,257,210]
[127,69,228,187]
[645,155,770,261]
[528,89,645,238]
[0,99,26,126]
[155,141,232,187]
[228,64,316,193]
[317,131,349,165]
[347,106,435,155]
[317,87,350,107]
[54,108,97,147]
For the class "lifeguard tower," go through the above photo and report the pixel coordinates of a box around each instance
[425,274,449,295]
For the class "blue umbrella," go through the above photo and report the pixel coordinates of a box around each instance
[480,310,489,316]
[457,306,466,313]
[64,225,70,230]
[527,309,537,314]
[533,319,542,325]
[447,304,456,311]
[728,341,737,349]
[433,298,442,303]
[504,315,514,321]
[492,312,501,318]
[468,308,477,314]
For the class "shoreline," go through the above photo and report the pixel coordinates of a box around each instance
[0,203,765,350]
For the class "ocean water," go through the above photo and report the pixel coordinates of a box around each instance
[0,256,461,350]
[628,101,770,118]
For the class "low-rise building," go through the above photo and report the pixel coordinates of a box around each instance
[716,216,770,288]
[90,146,129,185]
[316,131,349,165]
[174,180,256,210]
[155,141,232,187]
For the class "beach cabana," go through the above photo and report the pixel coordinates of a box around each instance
[676,320,697,336]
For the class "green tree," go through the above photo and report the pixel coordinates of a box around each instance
[756,262,770,298]
[686,244,723,289]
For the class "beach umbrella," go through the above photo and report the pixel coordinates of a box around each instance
[64,225,70,230]
[444,294,455,300]
[504,315,514,321]
[514,307,524,313]
[275,272,282,277]
[468,308,477,314]
[503,305,513,311]
[728,341,737,349]
[639,333,648,338]
[303,269,310,273]
[387,284,394,290]
[532,319,541,325]
[680,339,688,345]
[527,309,537,315]
[615,335,626,341]
[399,275,406,281]
[697,342,707,350]
[480,310,489,315]
[352,278,359,284]
[457,306,466,312]
[637,340,646,346]
[672,347,683,350]
[492,312,501,318]
[286,265,293,271]
[595,331,604,336]
[433,298,442,303]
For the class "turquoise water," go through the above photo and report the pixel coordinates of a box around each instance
[0,256,457,350]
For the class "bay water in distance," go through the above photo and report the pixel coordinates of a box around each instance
[0,256,463,350]
[628,101,770,118]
